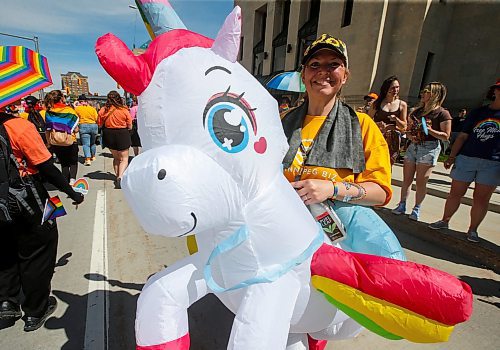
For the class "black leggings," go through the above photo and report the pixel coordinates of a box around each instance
[51,143,79,181]
[0,219,58,317]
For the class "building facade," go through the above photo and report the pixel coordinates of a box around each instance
[61,71,90,97]
[235,0,500,111]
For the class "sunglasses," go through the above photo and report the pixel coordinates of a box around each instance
[421,88,431,94]
[305,62,344,72]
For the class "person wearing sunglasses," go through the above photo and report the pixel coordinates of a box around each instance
[392,82,452,221]
[368,76,408,165]
[428,79,500,242]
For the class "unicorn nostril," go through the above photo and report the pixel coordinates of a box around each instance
[157,169,167,180]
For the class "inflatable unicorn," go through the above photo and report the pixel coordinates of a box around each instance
[96,6,472,350]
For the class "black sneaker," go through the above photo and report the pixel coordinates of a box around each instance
[23,296,57,332]
[0,301,22,319]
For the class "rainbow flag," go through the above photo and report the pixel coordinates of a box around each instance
[41,195,67,223]
[0,46,53,109]
[45,106,79,133]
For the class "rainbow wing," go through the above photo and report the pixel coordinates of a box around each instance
[311,244,473,343]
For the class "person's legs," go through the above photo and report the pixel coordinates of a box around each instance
[89,124,98,159]
[393,160,415,214]
[469,183,496,232]
[0,222,22,309]
[79,125,91,160]
[117,149,130,179]
[18,220,58,318]
[414,163,434,207]
[110,149,120,177]
[69,143,79,183]
[442,180,470,222]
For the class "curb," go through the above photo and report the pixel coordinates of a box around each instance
[391,179,500,214]
[377,209,500,274]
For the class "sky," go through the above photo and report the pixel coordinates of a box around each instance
[0,0,234,96]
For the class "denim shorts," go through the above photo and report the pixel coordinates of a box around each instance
[450,154,500,186]
[404,141,441,166]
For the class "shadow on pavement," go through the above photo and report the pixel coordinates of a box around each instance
[55,252,73,268]
[45,274,235,349]
[84,170,116,181]
[377,208,486,269]
[458,276,500,299]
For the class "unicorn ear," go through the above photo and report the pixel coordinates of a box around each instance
[211,6,241,63]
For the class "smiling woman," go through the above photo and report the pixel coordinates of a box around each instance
[281,33,392,208]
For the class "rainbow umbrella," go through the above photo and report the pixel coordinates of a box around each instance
[266,71,305,93]
[0,46,52,109]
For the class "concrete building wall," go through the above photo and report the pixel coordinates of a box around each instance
[235,0,500,111]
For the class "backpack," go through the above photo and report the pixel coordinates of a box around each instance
[0,114,44,223]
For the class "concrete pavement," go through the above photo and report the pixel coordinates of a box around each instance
[385,162,500,273]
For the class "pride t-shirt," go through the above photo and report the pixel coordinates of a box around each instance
[283,112,392,205]
[459,105,500,161]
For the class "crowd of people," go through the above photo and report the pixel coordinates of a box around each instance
[0,89,142,331]
[0,30,498,339]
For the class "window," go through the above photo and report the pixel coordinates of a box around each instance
[342,0,354,27]
[272,0,291,73]
[253,6,267,76]
[420,52,435,91]
[296,0,321,69]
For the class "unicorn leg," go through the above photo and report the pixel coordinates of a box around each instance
[227,270,302,350]
[135,255,208,350]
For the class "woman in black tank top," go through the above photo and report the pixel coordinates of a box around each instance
[369,76,408,165]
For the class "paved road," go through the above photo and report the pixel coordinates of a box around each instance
[0,148,498,349]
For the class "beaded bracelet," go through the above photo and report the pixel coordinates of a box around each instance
[330,180,339,200]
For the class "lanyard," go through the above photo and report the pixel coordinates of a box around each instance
[204,223,325,293]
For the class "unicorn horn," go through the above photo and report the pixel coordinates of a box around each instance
[135,0,187,39]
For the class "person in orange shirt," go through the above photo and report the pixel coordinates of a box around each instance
[0,104,84,332]
[98,90,132,188]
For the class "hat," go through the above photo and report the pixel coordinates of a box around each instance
[301,34,348,67]
[490,78,500,89]
[24,95,39,106]
[364,92,378,100]
[78,94,88,101]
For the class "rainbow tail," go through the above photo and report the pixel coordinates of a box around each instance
[310,244,473,343]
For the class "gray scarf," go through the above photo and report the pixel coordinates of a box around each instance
[282,100,366,174]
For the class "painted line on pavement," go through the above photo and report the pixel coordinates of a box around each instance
[84,189,109,349]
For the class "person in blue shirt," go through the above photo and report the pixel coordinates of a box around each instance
[429,79,500,242]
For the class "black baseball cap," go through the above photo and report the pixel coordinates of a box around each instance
[302,34,349,68]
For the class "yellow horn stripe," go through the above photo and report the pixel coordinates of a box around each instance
[312,276,454,343]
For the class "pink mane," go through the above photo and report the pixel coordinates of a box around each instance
[96,29,214,95]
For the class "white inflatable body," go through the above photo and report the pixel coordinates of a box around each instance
[103,7,362,349]
[96,6,474,349]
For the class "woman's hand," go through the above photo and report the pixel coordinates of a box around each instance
[376,121,387,133]
[291,179,334,205]
[444,156,455,170]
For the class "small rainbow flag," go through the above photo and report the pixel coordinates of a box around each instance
[41,195,67,223]
[0,46,53,109]
[72,178,89,194]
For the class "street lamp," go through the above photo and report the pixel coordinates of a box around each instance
[129,5,139,49]
[0,32,44,99]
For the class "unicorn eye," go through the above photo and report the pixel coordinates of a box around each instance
[157,169,166,180]
[203,88,256,154]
